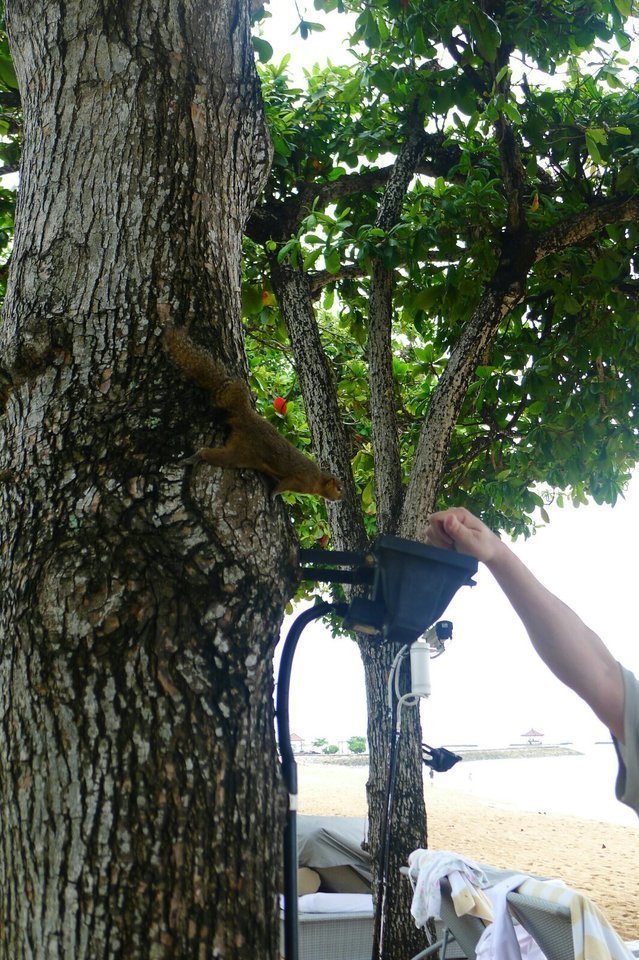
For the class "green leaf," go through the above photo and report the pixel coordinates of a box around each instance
[614,29,632,49]
[412,27,429,56]
[271,134,292,158]
[277,238,300,262]
[251,37,273,63]
[0,40,17,91]
[324,247,341,274]
[342,77,361,102]
[433,176,446,197]
[467,7,501,62]
[502,101,522,124]
[586,127,608,144]
[613,0,632,17]
[585,133,603,164]
[241,285,263,315]
[562,295,581,315]
[303,249,322,270]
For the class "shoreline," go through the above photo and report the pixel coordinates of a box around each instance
[296,744,584,765]
[297,761,639,940]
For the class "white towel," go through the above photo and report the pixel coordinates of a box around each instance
[407,849,490,927]
[476,874,547,960]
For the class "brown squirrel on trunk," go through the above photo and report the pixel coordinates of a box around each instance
[164,325,342,501]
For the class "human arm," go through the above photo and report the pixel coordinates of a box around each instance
[426,507,625,742]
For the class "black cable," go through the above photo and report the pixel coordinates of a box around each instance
[276,601,344,960]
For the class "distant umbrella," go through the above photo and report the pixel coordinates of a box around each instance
[521,728,544,738]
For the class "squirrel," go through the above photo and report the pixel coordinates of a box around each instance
[164,325,342,501]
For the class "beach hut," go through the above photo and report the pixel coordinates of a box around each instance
[521,727,544,744]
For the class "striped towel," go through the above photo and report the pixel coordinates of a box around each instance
[518,878,634,960]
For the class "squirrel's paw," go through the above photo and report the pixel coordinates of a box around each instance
[180,452,202,467]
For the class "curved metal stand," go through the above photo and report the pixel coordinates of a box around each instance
[277,539,477,960]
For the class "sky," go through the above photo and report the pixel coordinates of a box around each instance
[277,472,639,747]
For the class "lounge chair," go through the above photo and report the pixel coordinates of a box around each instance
[406,856,638,960]
[506,891,573,960]
[414,877,486,960]
[402,863,512,960]
[506,888,639,960]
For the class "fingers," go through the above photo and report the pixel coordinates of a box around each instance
[425,518,455,550]
[426,507,502,564]
[426,508,470,549]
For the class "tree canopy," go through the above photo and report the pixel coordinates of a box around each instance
[245,0,639,551]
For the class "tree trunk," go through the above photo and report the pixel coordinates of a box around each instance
[361,638,429,960]
[0,2,294,958]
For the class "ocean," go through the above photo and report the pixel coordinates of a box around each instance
[433,743,639,829]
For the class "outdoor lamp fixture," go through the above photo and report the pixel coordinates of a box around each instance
[276,535,477,960]
[422,743,462,773]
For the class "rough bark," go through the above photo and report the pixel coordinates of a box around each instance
[400,288,519,540]
[270,259,368,553]
[534,194,639,260]
[362,639,429,960]
[368,116,427,535]
[368,258,403,533]
[0,3,294,959]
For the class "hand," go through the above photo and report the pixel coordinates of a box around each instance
[425,507,503,565]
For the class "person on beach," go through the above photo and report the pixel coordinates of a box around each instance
[425,506,639,817]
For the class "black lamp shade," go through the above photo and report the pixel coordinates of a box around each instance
[372,535,477,644]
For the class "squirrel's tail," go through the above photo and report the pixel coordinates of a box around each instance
[164,325,226,391]
[164,324,252,412]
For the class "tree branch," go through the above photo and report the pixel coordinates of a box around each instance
[446,395,529,478]
[534,194,639,262]
[269,259,368,551]
[611,280,639,300]
[246,134,462,245]
[446,35,486,95]
[399,285,522,540]
[495,114,527,235]
[308,263,367,297]
[368,110,428,534]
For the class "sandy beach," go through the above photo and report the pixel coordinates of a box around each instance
[297,760,639,941]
